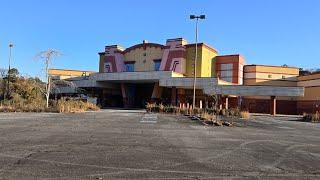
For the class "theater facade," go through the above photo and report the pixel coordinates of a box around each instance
[49,37,320,115]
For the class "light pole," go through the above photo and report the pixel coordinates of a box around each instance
[190,15,205,109]
[6,43,13,98]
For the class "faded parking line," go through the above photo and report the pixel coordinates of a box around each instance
[140,113,158,123]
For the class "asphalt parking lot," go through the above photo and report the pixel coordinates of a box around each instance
[0,110,319,179]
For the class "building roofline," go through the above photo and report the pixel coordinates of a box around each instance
[298,71,320,77]
[185,43,218,53]
[123,43,165,54]
[216,54,245,59]
[166,37,187,42]
[244,64,299,69]
[49,68,97,73]
[105,45,125,50]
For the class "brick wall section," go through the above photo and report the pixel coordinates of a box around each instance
[215,55,244,84]
[297,100,320,114]
[242,98,298,115]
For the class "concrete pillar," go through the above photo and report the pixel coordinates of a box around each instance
[151,82,162,99]
[121,83,128,108]
[238,96,242,109]
[225,97,229,110]
[177,88,186,105]
[270,96,276,116]
[171,87,177,106]
[218,95,222,110]
[205,97,209,109]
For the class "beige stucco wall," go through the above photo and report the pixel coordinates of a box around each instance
[298,73,320,81]
[244,72,298,81]
[124,47,163,72]
[297,73,320,101]
[298,78,320,87]
[243,65,299,87]
[244,65,299,75]
[244,79,297,87]
[297,87,320,101]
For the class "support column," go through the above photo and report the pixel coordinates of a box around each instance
[151,82,162,103]
[121,83,128,108]
[270,96,276,116]
[238,96,242,110]
[177,88,186,105]
[171,87,177,106]
[218,95,222,110]
[225,97,229,110]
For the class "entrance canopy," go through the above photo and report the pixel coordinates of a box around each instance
[204,85,304,97]
[67,71,304,97]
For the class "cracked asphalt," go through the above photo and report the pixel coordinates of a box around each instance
[0,110,319,179]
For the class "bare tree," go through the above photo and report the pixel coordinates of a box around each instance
[35,49,61,108]
[0,68,7,78]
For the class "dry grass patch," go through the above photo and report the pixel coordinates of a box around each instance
[240,111,250,119]
[56,98,100,113]
[303,111,320,123]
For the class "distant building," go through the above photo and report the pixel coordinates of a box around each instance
[48,37,320,115]
[48,69,96,80]
[297,72,320,113]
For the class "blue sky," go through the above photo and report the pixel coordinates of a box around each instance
[0,0,319,77]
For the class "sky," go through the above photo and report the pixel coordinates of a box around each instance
[0,0,319,78]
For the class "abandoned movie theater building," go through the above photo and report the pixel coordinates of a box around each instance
[49,38,320,115]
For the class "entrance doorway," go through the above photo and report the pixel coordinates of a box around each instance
[125,83,154,108]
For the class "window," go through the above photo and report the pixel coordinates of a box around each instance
[221,63,233,70]
[221,77,233,83]
[172,61,179,71]
[154,60,161,71]
[282,75,286,79]
[125,63,134,72]
[221,71,232,77]
[104,63,112,73]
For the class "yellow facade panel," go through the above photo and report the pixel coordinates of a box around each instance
[186,44,217,78]
[186,46,202,77]
[201,46,218,77]
[124,47,163,72]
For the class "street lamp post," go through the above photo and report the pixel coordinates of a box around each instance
[6,43,13,98]
[190,15,205,109]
